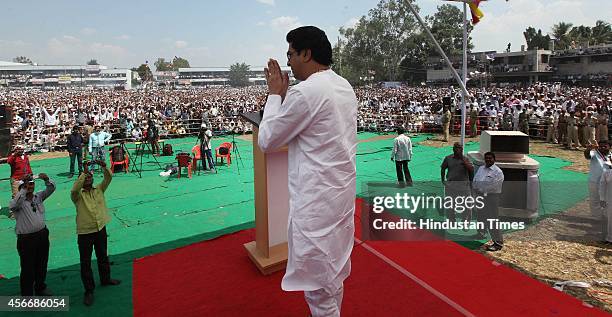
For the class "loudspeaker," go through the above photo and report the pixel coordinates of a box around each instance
[0,104,12,157]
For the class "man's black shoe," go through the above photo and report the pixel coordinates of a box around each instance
[35,288,53,296]
[84,292,94,306]
[485,243,503,252]
[101,279,121,286]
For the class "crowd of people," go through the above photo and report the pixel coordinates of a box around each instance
[2,83,610,153]
[1,87,267,152]
[357,84,611,145]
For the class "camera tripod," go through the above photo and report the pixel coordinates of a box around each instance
[231,131,244,175]
[127,140,163,178]
[120,142,142,177]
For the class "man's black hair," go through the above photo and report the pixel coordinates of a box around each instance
[286,26,333,66]
[397,127,404,135]
[484,151,496,160]
[598,139,609,145]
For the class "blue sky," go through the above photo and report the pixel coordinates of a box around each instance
[0,0,608,68]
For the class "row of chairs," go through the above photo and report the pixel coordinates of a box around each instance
[177,142,233,178]
[108,142,233,179]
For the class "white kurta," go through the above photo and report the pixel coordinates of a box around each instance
[598,169,612,242]
[258,69,357,292]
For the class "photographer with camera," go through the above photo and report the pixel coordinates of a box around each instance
[7,145,33,219]
[9,173,55,296]
[197,124,216,172]
[146,119,160,156]
[71,159,120,306]
[7,145,33,198]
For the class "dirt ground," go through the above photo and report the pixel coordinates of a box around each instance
[421,133,612,312]
[28,151,69,161]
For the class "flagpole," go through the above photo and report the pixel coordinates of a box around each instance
[461,1,468,151]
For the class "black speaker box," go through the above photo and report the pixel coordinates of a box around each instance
[0,104,12,157]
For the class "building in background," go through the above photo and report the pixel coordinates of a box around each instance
[489,49,553,85]
[177,66,293,87]
[425,44,611,87]
[0,62,132,90]
[550,44,612,86]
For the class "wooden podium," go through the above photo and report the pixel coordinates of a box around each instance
[241,112,289,275]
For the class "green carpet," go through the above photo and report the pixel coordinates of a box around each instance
[0,133,588,316]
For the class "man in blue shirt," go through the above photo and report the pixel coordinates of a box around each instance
[88,126,112,163]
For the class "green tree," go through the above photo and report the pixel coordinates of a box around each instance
[338,0,421,83]
[12,56,33,65]
[134,64,153,81]
[551,22,573,50]
[568,25,592,47]
[337,1,472,84]
[154,58,172,71]
[338,17,379,84]
[171,56,190,70]
[402,4,474,83]
[427,4,473,57]
[590,20,611,45]
[399,32,429,83]
[551,20,611,49]
[228,62,250,87]
[523,27,551,50]
[87,59,99,65]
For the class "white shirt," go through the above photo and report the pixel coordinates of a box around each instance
[88,131,112,152]
[202,129,213,150]
[599,169,612,242]
[392,134,412,161]
[43,108,60,126]
[132,128,142,139]
[599,169,612,203]
[259,69,357,292]
[589,150,612,183]
[472,163,504,194]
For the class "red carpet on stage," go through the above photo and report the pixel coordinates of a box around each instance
[133,229,462,317]
[133,199,609,316]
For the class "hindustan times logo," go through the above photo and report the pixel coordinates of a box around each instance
[372,193,485,214]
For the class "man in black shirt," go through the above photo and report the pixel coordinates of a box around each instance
[67,126,84,178]
[147,120,160,156]
[441,143,474,223]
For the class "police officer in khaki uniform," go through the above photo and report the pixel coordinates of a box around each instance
[557,109,567,145]
[545,109,557,143]
[584,108,597,146]
[441,107,451,142]
[519,109,529,135]
[597,109,609,142]
[567,112,580,150]
[502,110,513,131]
[577,111,588,147]
[469,106,478,137]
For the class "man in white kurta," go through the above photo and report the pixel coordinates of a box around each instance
[258,26,357,317]
[584,141,611,224]
[597,167,612,243]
